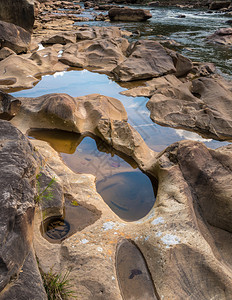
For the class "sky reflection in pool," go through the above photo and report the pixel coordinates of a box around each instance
[13,70,229,151]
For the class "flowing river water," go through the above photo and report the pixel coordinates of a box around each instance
[12,4,232,222]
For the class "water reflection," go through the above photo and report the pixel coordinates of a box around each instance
[30,130,156,221]
[14,70,229,151]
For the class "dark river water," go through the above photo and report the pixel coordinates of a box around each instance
[12,4,232,221]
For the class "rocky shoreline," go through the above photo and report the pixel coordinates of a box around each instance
[0,1,232,299]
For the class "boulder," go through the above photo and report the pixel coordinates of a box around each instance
[112,40,176,81]
[0,0,34,32]
[0,120,46,299]
[41,33,76,45]
[0,21,31,54]
[60,38,129,74]
[206,27,232,45]
[209,1,231,10]
[108,7,152,22]
[0,47,15,61]
[146,75,232,141]
[0,90,21,120]
[75,26,124,41]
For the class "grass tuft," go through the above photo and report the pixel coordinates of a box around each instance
[41,268,76,300]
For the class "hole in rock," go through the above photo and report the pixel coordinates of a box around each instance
[116,239,159,300]
[29,129,157,222]
[40,195,101,244]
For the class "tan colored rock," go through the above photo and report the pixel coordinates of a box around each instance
[112,40,176,82]
[41,32,77,45]
[0,47,15,61]
[206,27,232,45]
[60,38,129,74]
[0,90,21,120]
[0,21,31,54]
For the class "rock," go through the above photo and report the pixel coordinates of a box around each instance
[165,48,193,77]
[112,40,176,82]
[60,38,129,74]
[41,33,76,45]
[75,27,123,41]
[225,20,232,25]
[176,14,186,18]
[0,0,34,32]
[209,1,231,10]
[148,1,160,7]
[206,27,232,45]
[0,90,21,120]
[0,46,67,91]
[146,75,232,141]
[0,250,47,300]
[108,7,152,22]
[0,21,31,54]
[0,47,15,61]
[31,130,232,300]
[0,120,45,298]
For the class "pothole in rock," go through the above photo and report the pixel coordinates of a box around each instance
[29,129,157,222]
[40,195,101,244]
[116,239,159,300]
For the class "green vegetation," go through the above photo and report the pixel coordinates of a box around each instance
[41,268,77,300]
[34,173,56,204]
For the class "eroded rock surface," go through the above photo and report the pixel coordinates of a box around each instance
[0,91,21,120]
[112,40,192,81]
[0,21,31,54]
[0,120,46,299]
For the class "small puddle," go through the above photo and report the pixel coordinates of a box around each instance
[40,194,101,244]
[30,129,157,222]
[116,239,159,300]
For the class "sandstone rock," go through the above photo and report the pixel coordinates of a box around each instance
[108,7,152,22]
[0,47,15,61]
[0,46,67,91]
[0,120,45,298]
[41,32,76,45]
[209,1,231,10]
[0,90,21,120]
[32,134,232,300]
[146,75,232,141]
[206,27,232,45]
[0,0,34,32]
[75,26,124,41]
[60,38,129,74]
[112,40,176,81]
[0,21,31,54]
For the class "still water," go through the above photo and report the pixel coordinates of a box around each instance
[12,5,231,220]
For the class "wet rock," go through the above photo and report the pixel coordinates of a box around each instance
[112,40,176,81]
[0,120,45,298]
[0,0,35,32]
[108,7,152,22]
[146,75,232,141]
[0,90,21,120]
[206,27,232,45]
[209,1,231,10]
[0,21,31,54]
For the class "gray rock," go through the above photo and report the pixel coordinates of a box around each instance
[0,120,42,296]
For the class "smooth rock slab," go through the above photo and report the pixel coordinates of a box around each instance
[206,27,232,45]
[116,239,158,300]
